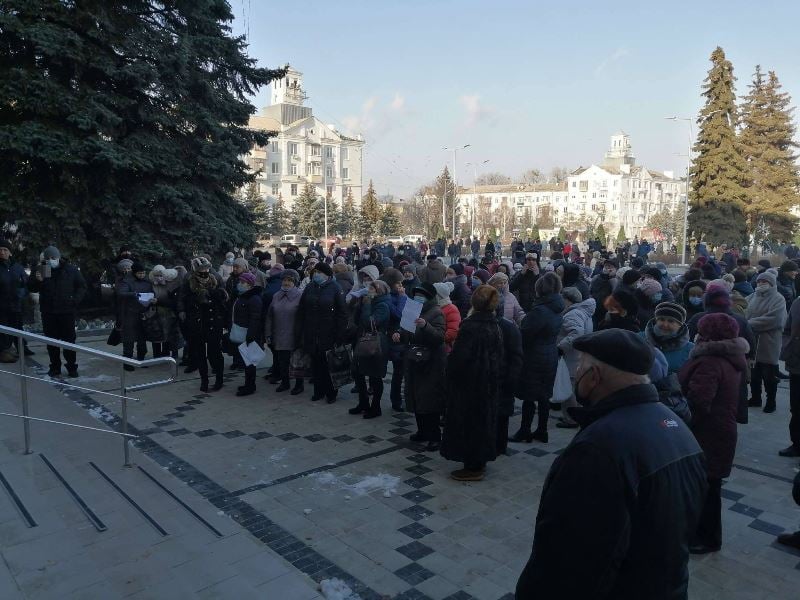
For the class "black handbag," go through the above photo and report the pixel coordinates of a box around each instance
[406,345,431,363]
[354,319,382,360]
[106,326,121,346]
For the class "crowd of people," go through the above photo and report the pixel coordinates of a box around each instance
[4,233,800,595]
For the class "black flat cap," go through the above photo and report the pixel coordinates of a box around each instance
[412,282,436,300]
[572,329,654,375]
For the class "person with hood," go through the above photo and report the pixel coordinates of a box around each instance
[597,288,640,332]
[230,272,263,396]
[640,302,693,375]
[560,262,589,300]
[681,279,708,322]
[177,257,227,392]
[417,255,447,284]
[510,253,541,313]
[516,329,707,599]
[589,258,618,327]
[745,269,787,413]
[346,264,380,305]
[117,262,156,369]
[441,285,504,481]
[634,277,663,330]
[445,263,472,318]
[555,287,596,429]
[332,263,354,297]
[487,272,524,326]
[0,240,30,362]
[433,281,462,353]
[512,273,564,444]
[679,312,749,554]
[264,269,303,395]
[149,265,183,360]
[641,267,675,302]
[348,280,391,418]
[396,282,446,451]
[218,252,235,282]
[297,262,348,403]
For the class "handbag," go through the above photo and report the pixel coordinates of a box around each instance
[141,309,164,342]
[289,349,312,379]
[106,326,122,347]
[354,319,382,361]
[551,358,572,403]
[326,344,354,388]
[229,323,247,344]
[406,345,431,363]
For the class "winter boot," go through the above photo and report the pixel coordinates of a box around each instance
[212,371,224,391]
[764,398,777,413]
[290,379,304,395]
[236,368,256,396]
[200,377,209,393]
[510,402,535,443]
[363,393,382,419]
[276,379,290,392]
[349,392,369,415]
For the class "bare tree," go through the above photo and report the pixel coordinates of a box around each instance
[548,166,571,184]
[518,168,544,184]
[475,172,512,186]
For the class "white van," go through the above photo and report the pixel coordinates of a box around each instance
[278,234,311,248]
[403,235,424,244]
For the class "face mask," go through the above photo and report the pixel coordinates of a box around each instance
[689,296,703,306]
[651,293,663,303]
[197,272,209,279]
[236,283,249,293]
[472,277,481,287]
[48,258,60,268]
[313,273,327,285]
[413,295,426,303]
[404,273,413,280]
[574,368,593,407]
[653,323,674,338]
[398,250,404,255]
[225,258,234,265]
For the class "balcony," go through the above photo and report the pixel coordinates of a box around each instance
[308,175,323,184]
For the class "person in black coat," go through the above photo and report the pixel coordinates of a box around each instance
[0,240,30,359]
[496,310,523,455]
[441,285,505,481]
[116,262,156,369]
[509,253,540,312]
[297,262,347,403]
[28,246,87,377]
[513,273,564,444]
[177,257,228,392]
[445,263,472,319]
[231,273,263,396]
[516,329,707,599]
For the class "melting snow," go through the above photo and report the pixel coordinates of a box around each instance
[307,471,399,497]
[320,578,361,600]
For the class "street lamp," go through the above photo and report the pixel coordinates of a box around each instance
[443,144,470,237]
[664,116,694,266]
[466,160,490,238]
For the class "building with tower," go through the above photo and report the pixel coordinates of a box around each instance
[244,67,365,211]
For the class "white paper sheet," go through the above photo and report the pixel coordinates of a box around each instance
[137,292,154,306]
[238,341,266,367]
[399,299,423,333]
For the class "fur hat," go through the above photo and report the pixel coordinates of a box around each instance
[233,257,249,270]
[470,284,500,312]
[607,288,638,315]
[332,263,349,274]
[0,239,12,252]
[238,272,256,286]
[281,269,300,284]
[535,272,562,297]
[191,256,212,272]
[622,269,642,286]
[637,278,662,297]
[709,277,733,292]
[117,258,134,271]
[703,281,731,309]
[335,256,347,264]
[381,267,404,288]
[131,261,146,273]
[697,312,740,342]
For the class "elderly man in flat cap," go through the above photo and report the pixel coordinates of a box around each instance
[516,328,707,600]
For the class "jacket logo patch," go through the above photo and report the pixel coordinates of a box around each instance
[660,418,679,428]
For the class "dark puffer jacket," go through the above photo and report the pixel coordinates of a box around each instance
[516,384,707,599]
[297,278,347,353]
[0,259,27,313]
[403,300,446,415]
[232,286,264,344]
[510,269,539,312]
[679,337,748,479]
[117,275,155,343]
[178,278,228,342]
[29,261,87,314]
[497,315,523,416]
[519,293,564,399]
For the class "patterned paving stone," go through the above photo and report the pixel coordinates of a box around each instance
[194,429,218,438]
[222,430,246,439]
[402,490,434,503]
[404,477,434,489]
[406,454,433,464]
[250,431,273,440]
[333,434,355,442]
[395,541,435,561]
[166,428,191,437]
[729,503,764,518]
[748,519,785,535]
[277,432,300,441]
[152,419,175,427]
[398,523,434,540]
[304,434,326,442]
[406,465,434,476]
[394,562,435,585]
[360,435,382,444]
[400,504,435,522]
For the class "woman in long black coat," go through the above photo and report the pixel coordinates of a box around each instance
[441,285,506,481]
[512,272,564,444]
[117,262,155,366]
[230,272,263,397]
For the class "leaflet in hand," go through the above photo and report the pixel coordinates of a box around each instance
[238,342,266,367]
[137,293,154,306]
[400,300,423,333]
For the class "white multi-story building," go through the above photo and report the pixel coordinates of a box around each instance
[455,132,686,241]
[245,67,365,209]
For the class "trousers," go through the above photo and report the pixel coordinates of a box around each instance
[42,312,77,368]
[790,375,800,446]
[311,349,335,399]
[694,477,722,548]
[415,413,440,442]
[390,358,404,408]
[188,336,223,379]
[751,361,778,403]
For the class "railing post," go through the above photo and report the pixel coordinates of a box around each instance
[120,364,131,467]
[19,334,31,454]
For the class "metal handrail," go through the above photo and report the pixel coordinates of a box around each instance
[0,324,177,466]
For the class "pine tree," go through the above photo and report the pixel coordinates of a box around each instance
[294,184,324,237]
[380,205,401,236]
[616,226,627,243]
[739,66,800,242]
[595,223,607,245]
[360,180,382,238]
[688,47,749,247]
[242,182,268,239]
[0,1,285,271]
[558,227,567,242]
[340,189,357,238]
[530,225,542,242]
[269,194,290,236]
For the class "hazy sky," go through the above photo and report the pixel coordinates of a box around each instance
[229,0,800,197]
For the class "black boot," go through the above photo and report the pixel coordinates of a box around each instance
[276,380,290,392]
[290,379,304,395]
[764,399,776,413]
[200,377,209,392]
[349,395,369,415]
[212,371,224,391]
[510,402,535,443]
[236,368,256,396]
[363,393,382,419]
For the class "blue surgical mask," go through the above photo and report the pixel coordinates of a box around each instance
[689,296,703,306]
[236,283,249,293]
[48,258,60,268]
[313,273,327,285]
[651,293,663,303]
[225,258,234,265]
[413,295,426,303]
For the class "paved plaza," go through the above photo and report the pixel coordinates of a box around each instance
[1,331,800,599]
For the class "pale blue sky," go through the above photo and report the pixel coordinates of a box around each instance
[230,0,800,197]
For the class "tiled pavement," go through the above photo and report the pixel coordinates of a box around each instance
[5,332,800,599]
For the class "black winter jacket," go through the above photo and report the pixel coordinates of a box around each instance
[232,286,264,344]
[509,269,539,312]
[297,278,347,352]
[497,316,523,415]
[0,260,27,313]
[520,293,564,394]
[516,384,707,600]
[29,261,87,314]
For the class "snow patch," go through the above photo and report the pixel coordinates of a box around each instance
[269,448,287,462]
[307,471,400,497]
[320,578,361,600]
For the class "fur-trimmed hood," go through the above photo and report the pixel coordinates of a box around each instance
[690,336,749,370]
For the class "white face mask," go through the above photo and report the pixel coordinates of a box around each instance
[48,258,60,268]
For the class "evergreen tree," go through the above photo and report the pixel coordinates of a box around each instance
[294,184,324,237]
[360,180,382,238]
[616,226,627,243]
[530,225,542,242]
[242,182,268,239]
[688,47,749,247]
[557,227,567,242]
[269,194,290,236]
[647,208,683,249]
[595,223,607,245]
[340,189,357,238]
[0,1,285,271]
[380,205,401,236]
[739,66,800,242]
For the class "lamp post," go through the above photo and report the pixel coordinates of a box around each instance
[466,160,490,238]
[443,144,470,237]
[665,116,693,266]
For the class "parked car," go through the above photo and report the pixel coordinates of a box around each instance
[403,235,424,244]
[386,236,404,245]
[278,234,312,248]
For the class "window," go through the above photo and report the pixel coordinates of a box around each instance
[290,164,297,175]
[325,146,333,158]
[307,163,321,176]
[290,184,298,196]
[592,193,596,199]
[270,141,278,152]
[271,184,279,195]
[310,145,321,156]
[327,185,334,196]
[271,162,279,174]
[289,142,298,155]
[342,147,349,160]
[571,181,576,188]
[326,166,333,179]
[342,167,349,179]
[579,180,588,192]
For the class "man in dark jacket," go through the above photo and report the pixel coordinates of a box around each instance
[516,329,706,600]
[0,240,30,360]
[495,313,522,455]
[509,253,539,312]
[28,246,87,377]
[777,260,798,316]
[589,258,618,326]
